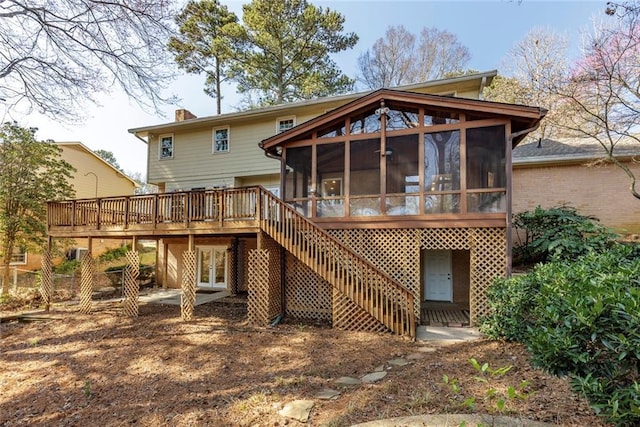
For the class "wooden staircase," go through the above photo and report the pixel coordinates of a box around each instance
[257,188,416,338]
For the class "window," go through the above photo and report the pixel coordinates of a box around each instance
[277,116,296,133]
[159,134,174,159]
[213,127,229,153]
[10,248,27,265]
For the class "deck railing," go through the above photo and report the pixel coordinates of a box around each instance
[47,186,416,337]
[47,188,258,230]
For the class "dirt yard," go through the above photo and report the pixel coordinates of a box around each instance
[1,297,606,426]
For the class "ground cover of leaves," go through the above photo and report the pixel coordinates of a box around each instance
[0,299,607,426]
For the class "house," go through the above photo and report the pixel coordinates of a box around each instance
[44,71,545,338]
[513,137,640,235]
[8,142,138,272]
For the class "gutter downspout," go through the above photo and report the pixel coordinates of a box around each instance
[132,132,148,145]
[506,121,542,277]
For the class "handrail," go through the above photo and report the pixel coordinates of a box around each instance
[257,187,416,338]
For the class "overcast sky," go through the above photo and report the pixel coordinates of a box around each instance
[5,0,608,177]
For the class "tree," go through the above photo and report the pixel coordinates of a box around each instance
[0,122,75,294]
[550,2,640,200]
[483,27,570,143]
[228,0,358,106]
[94,149,123,172]
[128,171,159,195]
[0,0,177,122]
[168,0,238,115]
[357,25,471,90]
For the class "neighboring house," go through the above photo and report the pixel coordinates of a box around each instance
[46,71,546,338]
[513,137,640,235]
[12,142,138,271]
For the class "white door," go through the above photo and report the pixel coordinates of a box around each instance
[423,250,452,301]
[197,246,227,289]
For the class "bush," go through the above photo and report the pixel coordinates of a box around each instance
[513,205,617,265]
[54,259,80,274]
[98,244,131,263]
[526,245,640,425]
[482,244,640,425]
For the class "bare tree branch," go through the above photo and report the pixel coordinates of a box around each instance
[0,0,178,122]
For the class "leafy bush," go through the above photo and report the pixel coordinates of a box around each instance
[526,245,640,425]
[98,244,131,263]
[54,259,80,274]
[482,244,640,425]
[513,205,617,264]
[480,267,546,342]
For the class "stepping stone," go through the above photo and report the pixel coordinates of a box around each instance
[335,376,361,385]
[278,400,314,422]
[407,353,426,360]
[417,346,438,353]
[316,389,341,400]
[361,371,387,383]
[374,365,385,372]
[388,358,409,367]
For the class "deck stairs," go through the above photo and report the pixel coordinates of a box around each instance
[257,188,416,338]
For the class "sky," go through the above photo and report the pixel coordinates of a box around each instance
[2,0,609,177]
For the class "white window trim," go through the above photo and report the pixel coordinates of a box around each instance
[213,126,230,154]
[276,115,296,133]
[158,133,174,160]
[9,250,27,265]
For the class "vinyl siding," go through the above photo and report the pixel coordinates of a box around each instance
[148,109,328,190]
[61,145,137,198]
[146,83,485,190]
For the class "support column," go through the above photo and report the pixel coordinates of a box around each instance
[40,237,53,312]
[79,238,94,314]
[181,234,196,321]
[122,236,140,317]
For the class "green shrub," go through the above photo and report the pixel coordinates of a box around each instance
[480,267,546,342]
[526,245,640,425]
[98,244,131,263]
[483,244,640,425]
[54,259,80,274]
[513,205,617,264]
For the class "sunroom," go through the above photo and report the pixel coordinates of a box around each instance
[261,89,546,324]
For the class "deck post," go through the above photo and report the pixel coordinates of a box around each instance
[181,234,196,321]
[122,236,140,317]
[40,237,53,312]
[79,237,94,314]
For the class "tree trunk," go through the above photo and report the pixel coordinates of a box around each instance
[1,256,11,295]
[216,59,222,115]
[1,239,15,295]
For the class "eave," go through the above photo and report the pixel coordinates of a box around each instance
[260,88,547,154]
[128,70,498,140]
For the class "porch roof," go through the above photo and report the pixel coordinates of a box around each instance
[260,88,547,154]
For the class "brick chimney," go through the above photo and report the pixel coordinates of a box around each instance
[175,109,197,122]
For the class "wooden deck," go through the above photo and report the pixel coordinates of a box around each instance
[421,301,470,327]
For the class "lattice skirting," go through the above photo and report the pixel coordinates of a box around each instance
[40,251,53,310]
[326,227,506,327]
[79,252,94,314]
[242,227,504,330]
[247,233,283,325]
[122,251,140,317]
[284,255,332,321]
[181,250,196,321]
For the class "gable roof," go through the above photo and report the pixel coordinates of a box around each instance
[128,70,498,138]
[260,88,547,154]
[56,142,138,187]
